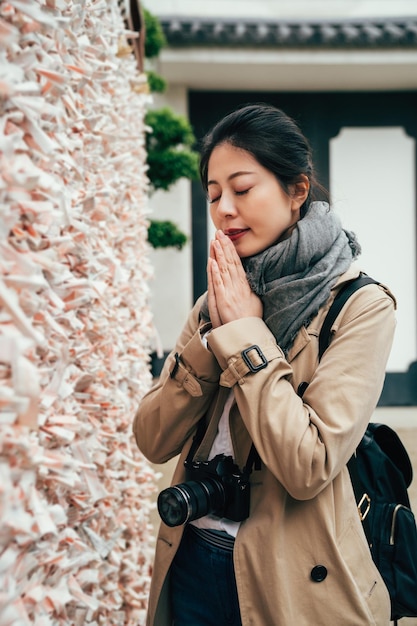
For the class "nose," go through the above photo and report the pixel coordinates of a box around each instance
[216,193,237,217]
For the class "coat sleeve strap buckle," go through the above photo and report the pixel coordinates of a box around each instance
[241,345,268,372]
[220,344,282,387]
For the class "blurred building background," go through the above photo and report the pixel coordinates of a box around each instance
[147,0,417,410]
[146,8,417,594]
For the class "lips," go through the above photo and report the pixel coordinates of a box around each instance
[224,228,249,242]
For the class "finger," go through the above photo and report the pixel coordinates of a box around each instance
[215,230,247,281]
[210,256,263,324]
[212,236,240,283]
[210,238,237,287]
[207,258,222,327]
[209,254,227,296]
[215,230,238,265]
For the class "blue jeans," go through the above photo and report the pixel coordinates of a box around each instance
[171,526,243,626]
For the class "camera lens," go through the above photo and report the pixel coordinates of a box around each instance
[157,478,225,527]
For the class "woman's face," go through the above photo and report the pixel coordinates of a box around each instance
[207,143,308,258]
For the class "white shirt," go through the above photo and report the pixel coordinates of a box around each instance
[190,389,240,537]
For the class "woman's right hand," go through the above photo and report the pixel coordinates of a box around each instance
[207,230,262,329]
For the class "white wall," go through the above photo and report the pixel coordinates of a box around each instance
[148,0,417,19]
[330,127,416,371]
[148,86,193,353]
[156,49,417,92]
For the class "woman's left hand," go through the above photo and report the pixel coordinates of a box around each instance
[207,230,263,328]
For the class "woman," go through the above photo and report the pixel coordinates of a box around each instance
[133,103,396,625]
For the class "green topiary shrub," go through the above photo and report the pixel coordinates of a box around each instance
[144,8,199,249]
[144,8,166,58]
[146,108,196,152]
[146,70,167,93]
[147,220,188,250]
[145,108,199,192]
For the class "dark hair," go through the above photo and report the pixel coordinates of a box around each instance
[199,103,329,215]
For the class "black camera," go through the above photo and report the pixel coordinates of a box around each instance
[157,454,251,527]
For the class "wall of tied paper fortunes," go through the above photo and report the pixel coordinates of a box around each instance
[0,0,157,624]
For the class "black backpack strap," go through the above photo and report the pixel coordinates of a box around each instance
[347,452,372,546]
[319,274,380,548]
[318,274,380,361]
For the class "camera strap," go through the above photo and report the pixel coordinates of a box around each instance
[187,417,262,477]
[185,417,207,464]
[243,444,262,478]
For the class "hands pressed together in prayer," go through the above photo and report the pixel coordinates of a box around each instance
[207,230,263,329]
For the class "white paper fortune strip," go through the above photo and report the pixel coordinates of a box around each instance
[0,0,157,623]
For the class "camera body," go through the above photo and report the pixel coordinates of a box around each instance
[185,454,250,521]
[157,454,250,527]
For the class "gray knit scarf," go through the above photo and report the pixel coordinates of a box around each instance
[200,202,361,354]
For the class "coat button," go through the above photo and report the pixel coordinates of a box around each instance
[311,565,328,582]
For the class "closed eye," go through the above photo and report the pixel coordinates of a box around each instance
[208,188,250,204]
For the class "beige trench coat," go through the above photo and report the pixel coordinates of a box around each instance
[133,266,396,626]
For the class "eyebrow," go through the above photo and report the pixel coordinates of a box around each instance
[207,170,255,186]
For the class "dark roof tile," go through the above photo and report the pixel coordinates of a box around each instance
[159,16,417,49]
